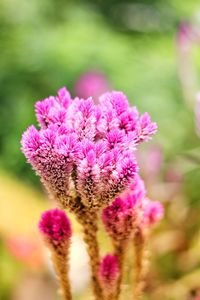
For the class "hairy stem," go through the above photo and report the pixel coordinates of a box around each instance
[133,228,149,300]
[77,210,103,300]
[51,245,72,300]
[113,241,127,300]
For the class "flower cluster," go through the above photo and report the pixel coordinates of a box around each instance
[102,174,164,241]
[21,87,157,209]
[39,208,72,245]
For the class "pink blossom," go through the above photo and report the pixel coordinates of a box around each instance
[135,112,157,143]
[128,174,146,204]
[6,235,43,267]
[102,175,146,241]
[142,199,164,227]
[98,254,119,294]
[102,195,138,241]
[39,208,72,243]
[102,174,164,239]
[177,22,200,52]
[177,22,193,52]
[74,71,109,100]
[21,87,157,208]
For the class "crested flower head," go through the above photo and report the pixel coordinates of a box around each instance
[21,87,157,209]
[39,208,72,244]
[98,254,119,295]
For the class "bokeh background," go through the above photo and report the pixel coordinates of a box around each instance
[1,0,200,299]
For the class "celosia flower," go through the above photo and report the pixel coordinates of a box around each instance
[74,70,110,101]
[98,254,119,295]
[177,22,193,52]
[102,174,164,240]
[39,208,72,244]
[102,174,145,241]
[21,87,157,209]
[142,199,164,227]
[177,22,200,52]
[39,209,72,299]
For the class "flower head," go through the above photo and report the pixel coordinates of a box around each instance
[74,70,109,101]
[21,87,157,209]
[98,254,119,295]
[102,175,146,241]
[102,174,163,240]
[142,200,164,227]
[39,208,72,244]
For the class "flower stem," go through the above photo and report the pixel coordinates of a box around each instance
[133,228,149,300]
[77,210,103,300]
[51,244,72,300]
[113,241,126,300]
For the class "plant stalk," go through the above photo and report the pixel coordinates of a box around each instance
[133,228,149,300]
[51,244,72,300]
[77,210,103,300]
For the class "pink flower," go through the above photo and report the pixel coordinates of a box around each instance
[6,235,43,268]
[177,22,200,52]
[142,200,164,227]
[177,22,193,52]
[102,194,137,241]
[21,87,157,208]
[74,71,109,101]
[98,254,119,294]
[39,208,72,243]
[102,174,164,239]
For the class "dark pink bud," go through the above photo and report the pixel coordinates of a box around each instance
[99,254,119,294]
[102,195,137,241]
[143,200,164,226]
[39,208,72,243]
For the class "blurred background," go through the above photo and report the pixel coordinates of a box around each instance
[1,0,200,299]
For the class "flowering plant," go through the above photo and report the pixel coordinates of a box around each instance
[21,87,163,300]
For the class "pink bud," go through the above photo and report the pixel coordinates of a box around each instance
[39,208,72,243]
[143,200,164,226]
[99,254,119,295]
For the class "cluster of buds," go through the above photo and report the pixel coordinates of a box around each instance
[102,174,163,299]
[21,86,162,300]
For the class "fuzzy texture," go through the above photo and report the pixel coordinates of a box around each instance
[21,87,157,209]
[99,254,119,296]
[77,210,103,300]
[102,174,146,242]
[39,208,72,243]
[39,208,72,300]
